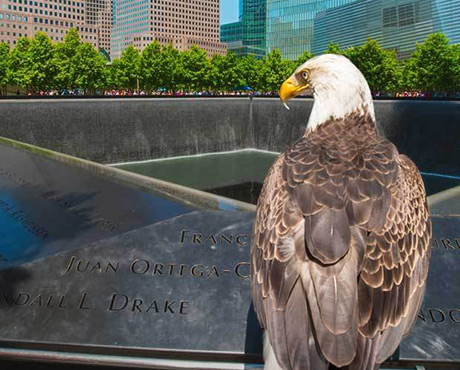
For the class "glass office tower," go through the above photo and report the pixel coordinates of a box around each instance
[266,0,356,59]
[266,0,460,60]
[220,0,266,57]
[111,0,150,59]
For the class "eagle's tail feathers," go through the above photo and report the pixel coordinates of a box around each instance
[264,332,283,370]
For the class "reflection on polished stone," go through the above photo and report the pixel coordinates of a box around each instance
[0,142,196,269]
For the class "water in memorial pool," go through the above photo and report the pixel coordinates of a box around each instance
[114,150,460,204]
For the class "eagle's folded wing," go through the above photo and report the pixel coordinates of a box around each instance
[251,117,431,370]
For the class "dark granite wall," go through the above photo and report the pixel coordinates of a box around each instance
[0,98,458,175]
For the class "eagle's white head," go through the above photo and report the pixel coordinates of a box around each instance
[280,54,375,131]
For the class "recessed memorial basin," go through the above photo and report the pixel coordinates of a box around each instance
[113,149,460,205]
[0,137,459,370]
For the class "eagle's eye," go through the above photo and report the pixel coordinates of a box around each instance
[300,70,309,81]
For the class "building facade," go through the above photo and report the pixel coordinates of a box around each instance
[95,0,111,57]
[111,0,226,59]
[266,0,460,60]
[88,0,111,56]
[220,0,266,58]
[85,0,106,25]
[0,0,99,47]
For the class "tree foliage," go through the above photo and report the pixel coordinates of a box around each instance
[111,46,140,90]
[2,30,460,95]
[27,32,58,91]
[402,33,457,92]
[344,38,401,92]
[296,50,314,65]
[180,45,210,91]
[209,52,241,91]
[158,44,181,92]
[325,41,343,55]
[54,28,81,89]
[70,42,107,94]
[259,49,295,92]
[8,37,33,90]
[140,41,162,92]
[237,54,262,91]
[0,43,10,94]
[452,44,460,90]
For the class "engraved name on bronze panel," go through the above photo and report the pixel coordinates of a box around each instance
[63,256,119,274]
[180,229,249,247]
[431,238,460,250]
[0,291,191,315]
[0,292,67,308]
[108,294,189,314]
[62,256,251,280]
[418,308,460,324]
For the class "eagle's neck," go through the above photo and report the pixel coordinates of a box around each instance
[306,83,376,132]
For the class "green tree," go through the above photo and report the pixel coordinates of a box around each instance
[344,38,401,92]
[111,46,140,90]
[208,54,224,91]
[237,54,262,91]
[158,43,181,92]
[403,32,456,92]
[296,50,314,66]
[209,52,241,91]
[452,44,460,92]
[259,49,294,92]
[54,28,81,89]
[8,37,33,91]
[401,57,418,91]
[208,54,222,91]
[180,45,210,91]
[140,41,162,92]
[106,62,119,90]
[28,32,58,91]
[325,41,343,54]
[71,42,107,94]
[0,43,10,94]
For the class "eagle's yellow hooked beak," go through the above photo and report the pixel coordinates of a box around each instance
[279,76,309,110]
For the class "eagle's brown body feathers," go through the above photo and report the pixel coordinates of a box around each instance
[251,111,431,370]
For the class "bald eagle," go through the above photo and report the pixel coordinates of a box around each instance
[251,54,431,370]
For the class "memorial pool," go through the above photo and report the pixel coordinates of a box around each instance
[114,149,460,204]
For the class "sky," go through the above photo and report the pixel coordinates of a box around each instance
[220,0,239,25]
